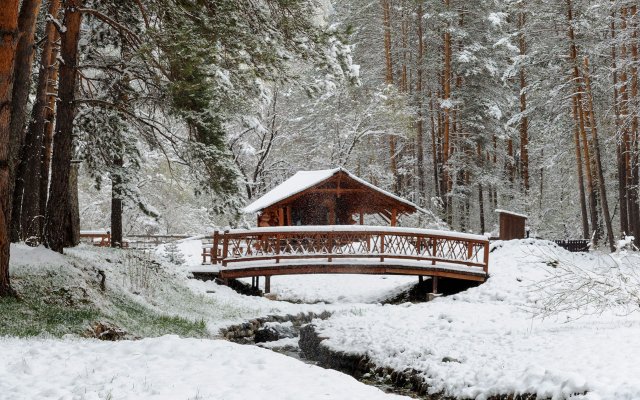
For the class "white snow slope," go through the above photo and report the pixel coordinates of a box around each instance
[312,240,640,400]
[0,336,409,400]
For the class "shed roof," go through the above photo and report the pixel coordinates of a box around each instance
[243,168,426,214]
[495,209,528,219]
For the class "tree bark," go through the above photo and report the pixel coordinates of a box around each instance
[442,0,452,224]
[381,0,399,193]
[16,0,60,243]
[628,5,640,247]
[415,4,425,204]
[518,10,529,192]
[611,8,628,237]
[566,0,601,244]
[40,33,61,219]
[65,160,80,247]
[582,57,615,251]
[8,0,42,181]
[111,154,124,247]
[572,95,590,239]
[44,0,84,253]
[0,0,21,297]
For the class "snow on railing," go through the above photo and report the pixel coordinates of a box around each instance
[210,226,489,273]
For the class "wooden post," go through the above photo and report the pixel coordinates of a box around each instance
[329,201,336,225]
[432,276,439,294]
[222,230,229,267]
[275,233,280,264]
[265,276,271,294]
[419,276,424,283]
[327,232,333,262]
[287,206,292,226]
[278,208,285,226]
[467,242,473,260]
[359,211,364,225]
[483,241,490,273]
[380,233,385,262]
[391,208,397,226]
[212,230,219,264]
[432,238,437,265]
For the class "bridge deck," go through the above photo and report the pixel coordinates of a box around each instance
[218,258,486,281]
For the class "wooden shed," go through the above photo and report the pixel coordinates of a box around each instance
[244,168,425,227]
[496,209,528,240]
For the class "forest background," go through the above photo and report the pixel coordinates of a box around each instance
[2,0,639,296]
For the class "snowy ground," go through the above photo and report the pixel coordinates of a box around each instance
[0,336,409,400]
[311,240,640,400]
[6,238,640,399]
[3,240,414,400]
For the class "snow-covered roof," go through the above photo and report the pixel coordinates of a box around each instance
[494,209,528,219]
[243,168,426,214]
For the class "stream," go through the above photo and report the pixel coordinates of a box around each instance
[221,280,452,399]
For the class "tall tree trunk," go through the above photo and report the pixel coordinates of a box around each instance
[507,138,515,184]
[17,0,60,243]
[44,0,84,253]
[582,57,615,251]
[0,0,21,297]
[40,33,60,219]
[111,153,124,247]
[567,0,601,244]
[572,95,590,239]
[382,0,398,193]
[518,11,529,192]
[65,160,80,247]
[611,8,628,237]
[8,0,42,242]
[442,0,452,224]
[628,5,640,247]
[416,4,425,204]
[429,94,440,199]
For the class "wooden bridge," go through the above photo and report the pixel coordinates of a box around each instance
[195,226,490,294]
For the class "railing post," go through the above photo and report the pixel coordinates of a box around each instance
[222,229,230,267]
[432,238,437,265]
[380,233,385,262]
[327,232,333,262]
[275,233,280,264]
[467,241,473,260]
[212,230,219,264]
[265,276,271,293]
[483,241,489,273]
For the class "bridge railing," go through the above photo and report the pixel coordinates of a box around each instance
[212,226,489,273]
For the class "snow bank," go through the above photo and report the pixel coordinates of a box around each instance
[0,336,409,400]
[311,240,640,399]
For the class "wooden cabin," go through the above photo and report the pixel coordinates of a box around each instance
[496,209,528,240]
[243,168,424,227]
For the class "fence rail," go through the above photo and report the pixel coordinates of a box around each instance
[79,232,191,249]
[553,239,590,253]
